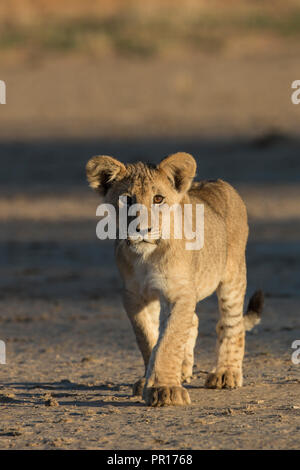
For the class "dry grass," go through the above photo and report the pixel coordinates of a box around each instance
[1,0,300,59]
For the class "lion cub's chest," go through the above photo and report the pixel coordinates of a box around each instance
[131,263,166,297]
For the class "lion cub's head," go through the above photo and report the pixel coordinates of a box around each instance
[86,152,196,254]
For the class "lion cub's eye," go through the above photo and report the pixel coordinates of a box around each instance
[153,195,164,204]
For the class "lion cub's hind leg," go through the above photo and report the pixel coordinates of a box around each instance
[181,313,199,384]
[205,267,246,389]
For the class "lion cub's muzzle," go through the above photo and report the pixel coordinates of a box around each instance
[127,226,160,248]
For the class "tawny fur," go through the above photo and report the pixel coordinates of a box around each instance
[86,152,263,406]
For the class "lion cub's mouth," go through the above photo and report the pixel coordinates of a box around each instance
[127,239,157,246]
[126,238,158,252]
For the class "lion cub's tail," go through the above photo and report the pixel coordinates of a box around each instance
[244,290,264,332]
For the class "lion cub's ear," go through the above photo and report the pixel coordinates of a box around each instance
[158,152,197,193]
[86,155,126,196]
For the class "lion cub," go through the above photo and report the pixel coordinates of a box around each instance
[86,152,263,406]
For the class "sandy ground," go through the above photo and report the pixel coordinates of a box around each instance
[0,52,300,449]
[1,50,300,140]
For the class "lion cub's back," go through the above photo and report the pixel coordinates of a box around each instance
[189,179,249,252]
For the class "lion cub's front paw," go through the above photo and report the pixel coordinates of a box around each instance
[132,378,146,396]
[143,386,191,407]
[205,368,242,389]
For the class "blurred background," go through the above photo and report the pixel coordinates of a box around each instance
[1,0,300,138]
[0,0,299,450]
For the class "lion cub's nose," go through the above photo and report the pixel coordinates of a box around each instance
[136,225,152,233]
